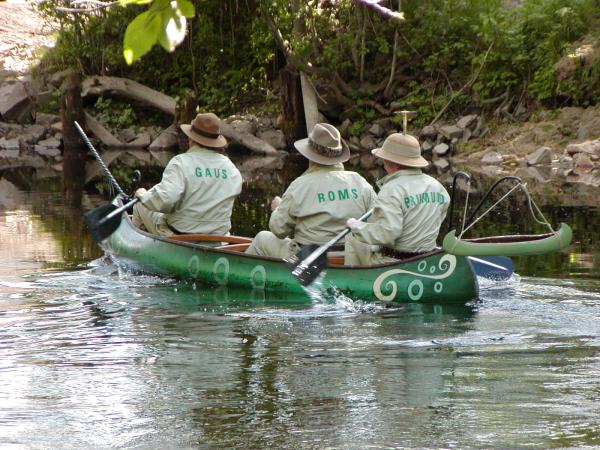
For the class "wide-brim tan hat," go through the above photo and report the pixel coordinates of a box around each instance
[294,123,350,165]
[180,112,227,149]
[371,133,428,168]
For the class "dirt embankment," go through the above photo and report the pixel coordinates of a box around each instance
[0,0,57,76]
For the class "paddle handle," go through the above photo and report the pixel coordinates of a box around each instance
[291,208,374,276]
[74,120,127,198]
[97,198,139,227]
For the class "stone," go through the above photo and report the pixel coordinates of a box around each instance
[0,149,19,159]
[22,124,46,144]
[481,151,503,165]
[456,114,478,130]
[0,81,32,121]
[433,158,449,170]
[35,90,55,109]
[522,166,551,183]
[420,125,437,141]
[462,128,472,142]
[559,155,573,170]
[565,140,600,156]
[0,137,20,150]
[359,134,377,150]
[421,140,434,153]
[338,118,351,138]
[576,126,589,140]
[526,146,553,166]
[471,116,486,138]
[572,152,594,168]
[368,123,383,137]
[359,153,376,170]
[439,125,463,140]
[37,137,61,148]
[35,112,60,127]
[433,142,450,156]
[34,146,61,158]
[228,118,257,135]
[49,69,71,88]
[257,129,286,150]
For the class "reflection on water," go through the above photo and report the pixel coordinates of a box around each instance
[0,172,600,448]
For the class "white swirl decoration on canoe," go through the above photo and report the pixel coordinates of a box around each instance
[250,265,267,289]
[372,254,457,302]
[187,255,200,278]
[213,257,230,285]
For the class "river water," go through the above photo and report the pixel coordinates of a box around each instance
[1,171,599,449]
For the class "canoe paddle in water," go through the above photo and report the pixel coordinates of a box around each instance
[286,209,373,286]
[84,197,139,243]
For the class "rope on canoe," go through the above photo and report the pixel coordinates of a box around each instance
[459,182,523,238]
[460,177,472,235]
[459,182,556,238]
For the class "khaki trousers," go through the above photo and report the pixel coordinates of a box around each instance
[132,203,174,237]
[344,234,395,266]
[245,231,299,258]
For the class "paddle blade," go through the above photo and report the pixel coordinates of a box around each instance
[469,256,513,280]
[84,203,122,243]
[285,244,328,286]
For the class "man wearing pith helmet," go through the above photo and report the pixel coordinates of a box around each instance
[133,112,242,236]
[344,132,450,265]
[246,122,375,258]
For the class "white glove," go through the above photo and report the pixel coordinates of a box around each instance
[271,196,282,211]
[346,218,358,229]
[134,188,147,199]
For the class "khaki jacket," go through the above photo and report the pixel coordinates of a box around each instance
[349,168,449,252]
[138,146,242,234]
[270,164,376,245]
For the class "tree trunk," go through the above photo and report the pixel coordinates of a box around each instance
[280,67,307,148]
[61,71,86,208]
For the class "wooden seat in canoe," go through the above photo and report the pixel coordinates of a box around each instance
[167,234,252,244]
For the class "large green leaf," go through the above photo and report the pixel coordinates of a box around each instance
[177,0,195,18]
[158,10,187,52]
[123,10,162,64]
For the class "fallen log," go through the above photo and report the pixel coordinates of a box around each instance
[220,121,279,155]
[84,112,123,147]
[82,76,176,117]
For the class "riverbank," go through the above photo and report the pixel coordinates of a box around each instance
[1,0,599,197]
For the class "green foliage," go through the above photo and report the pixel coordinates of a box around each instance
[37,0,600,122]
[92,97,137,130]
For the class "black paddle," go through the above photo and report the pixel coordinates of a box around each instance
[85,197,139,243]
[74,120,143,243]
[286,208,373,286]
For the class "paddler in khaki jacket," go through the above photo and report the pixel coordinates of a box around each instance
[344,133,450,265]
[133,112,242,236]
[246,123,376,258]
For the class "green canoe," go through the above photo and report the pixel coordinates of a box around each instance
[102,212,480,305]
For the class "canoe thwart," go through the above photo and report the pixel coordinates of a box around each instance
[442,223,573,256]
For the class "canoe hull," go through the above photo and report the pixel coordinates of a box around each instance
[104,216,479,305]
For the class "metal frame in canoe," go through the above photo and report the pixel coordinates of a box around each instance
[101,212,479,305]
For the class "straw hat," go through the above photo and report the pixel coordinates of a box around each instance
[294,123,350,165]
[371,133,428,168]
[180,113,227,149]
